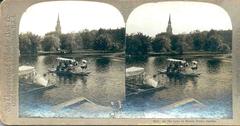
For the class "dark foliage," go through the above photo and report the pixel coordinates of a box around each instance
[126,33,151,55]
[127,29,232,56]
[19,28,125,54]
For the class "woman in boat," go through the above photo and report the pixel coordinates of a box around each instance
[191,61,198,71]
[80,60,88,72]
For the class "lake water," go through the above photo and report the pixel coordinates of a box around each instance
[124,55,232,118]
[19,54,125,118]
[19,54,232,119]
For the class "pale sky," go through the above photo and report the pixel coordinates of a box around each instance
[126,1,232,36]
[20,1,232,37]
[19,1,125,36]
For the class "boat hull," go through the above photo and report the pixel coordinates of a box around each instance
[158,69,200,77]
[48,68,91,76]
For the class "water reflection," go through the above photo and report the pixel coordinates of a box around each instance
[20,55,125,118]
[95,57,111,72]
[19,56,37,66]
[57,75,85,85]
[206,59,221,73]
[20,54,232,118]
[126,56,149,66]
[153,57,165,66]
[43,55,56,65]
[125,56,232,118]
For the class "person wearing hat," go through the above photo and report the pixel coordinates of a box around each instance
[80,59,88,72]
[191,61,198,72]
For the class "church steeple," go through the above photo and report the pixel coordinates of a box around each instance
[166,14,173,35]
[55,13,61,35]
[168,14,171,24]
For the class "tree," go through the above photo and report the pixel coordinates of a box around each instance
[80,29,97,49]
[193,33,203,51]
[109,28,125,51]
[217,30,232,50]
[93,34,113,51]
[152,34,171,52]
[59,33,76,52]
[19,32,41,54]
[184,34,193,51]
[41,35,60,51]
[126,33,151,55]
[218,43,231,53]
[171,35,183,54]
[207,29,217,38]
[204,34,224,52]
[74,32,83,49]
[194,31,208,51]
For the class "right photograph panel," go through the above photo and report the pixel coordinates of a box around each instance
[124,1,232,118]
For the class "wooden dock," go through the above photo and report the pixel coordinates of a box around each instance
[52,97,94,111]
[52,96,113,112]
[160,98,206,111]
[20,82,57,95]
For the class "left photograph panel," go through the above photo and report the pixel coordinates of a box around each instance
[18,1,125,118]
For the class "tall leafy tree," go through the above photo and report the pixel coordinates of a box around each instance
[80,29,97,49]
[170,35,185,54]
[93,34,113,51]
[74,32,83,49]
[59,33,76,52]
[41,35,60,51]
[152,34,171,52]
[19,32,41,54]
[193,33,203,50]
[204,34,224,52]
[126,33,151,55]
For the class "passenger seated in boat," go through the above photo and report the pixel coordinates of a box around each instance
[73,61,78,66]
[179,65,185,72]
[173,63,179,73]
[184,62,189,67]
[167,64,172,73]
[56,65,60,71]
[80,60,88,72]
[191,61,198,71]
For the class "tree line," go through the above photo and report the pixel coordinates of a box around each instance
[19,28,125,55]
[19,28,231,56]
[126,29,232,56]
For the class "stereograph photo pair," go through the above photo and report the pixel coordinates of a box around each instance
[0,0,240,125]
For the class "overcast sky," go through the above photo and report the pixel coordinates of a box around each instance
[20,1,232,37]
[19,1,125,36]
[126,1,232,36]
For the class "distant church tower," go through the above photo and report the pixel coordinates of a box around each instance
[166,14,173,35]
[55,14,61,35]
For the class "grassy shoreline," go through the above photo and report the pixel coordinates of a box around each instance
[148,51,231,56]
[126,51,231,58]
[37,50,123,55]
[20,51,231,58]
[20,50,125,58]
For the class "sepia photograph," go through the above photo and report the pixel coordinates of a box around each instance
[125,1,232,118]
[18,1,125,118]
[1,0,240,125]
[18,0,233,119]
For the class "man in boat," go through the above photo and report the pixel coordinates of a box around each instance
[167,63,174,73]
[173,63,179,73]
[173,62,186,75]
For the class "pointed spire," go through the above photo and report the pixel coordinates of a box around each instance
[55,13,61,35]
[168,14,171,24]
[57,13,60,23]
[166,14,173,35]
